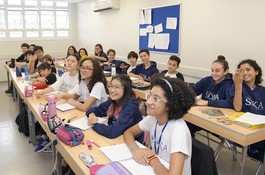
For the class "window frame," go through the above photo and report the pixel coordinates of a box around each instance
[0,0,71,40]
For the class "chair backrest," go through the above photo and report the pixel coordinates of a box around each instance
[191,138,218,175]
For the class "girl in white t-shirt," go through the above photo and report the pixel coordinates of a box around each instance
[124,77,195,175]
[35,54,80,97]
[56,57,108,112]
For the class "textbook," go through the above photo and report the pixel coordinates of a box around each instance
[227,112,265,129]
[100,143,169,175]
[68,116,107,130]
[199,108,226,118]
[56,103,76,112]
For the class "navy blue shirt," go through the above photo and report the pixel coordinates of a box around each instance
[130,61,159,82]
[102,60,129,74]
[230,83,265,115]
[192,76,234,108]
[86,96,143,142]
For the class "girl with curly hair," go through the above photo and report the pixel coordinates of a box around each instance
[124,76,195,175]
[56,58,108,112]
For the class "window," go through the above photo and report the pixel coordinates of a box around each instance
[0,0,70,39]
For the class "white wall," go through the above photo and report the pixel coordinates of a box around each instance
[76,0,265,85]
[0,4,78,82]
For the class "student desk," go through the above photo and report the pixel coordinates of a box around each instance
[185,106,265,175]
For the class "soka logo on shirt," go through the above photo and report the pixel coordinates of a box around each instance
[205,91,219,101]
[245,97,264,111]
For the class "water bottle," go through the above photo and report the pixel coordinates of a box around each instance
[24,65,29,79]
[24,82,34,97]
[111,63,116,77]
[47,95,57,119]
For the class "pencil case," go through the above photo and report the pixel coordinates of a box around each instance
[56,124,84,146]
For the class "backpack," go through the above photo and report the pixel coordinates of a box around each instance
[15,103,29,136]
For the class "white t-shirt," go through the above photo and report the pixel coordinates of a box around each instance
[74,81,108,107]
[165,72,177,78]
[51,72,78,93]
[139,115,192,175]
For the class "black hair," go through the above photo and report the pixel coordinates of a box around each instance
[78,48,88,57]
[237,59,263,84]
[150,74,195,120]
[67,45,78,56]
[34,45,43,52]
[25,50,34,56]
[107,49,116,55]
[37,62,51,72]
[139,49,150,55]
[110,74,141,108]
[127,51,138,60]
[213,56,229,71]
[169,55,181,66]
[21,43,29,48]
[95,44,103,50]
[78,57,109,94]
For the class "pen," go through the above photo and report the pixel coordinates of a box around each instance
[67,116,77,123]
[86,140,92,150]
[89,139,100,148]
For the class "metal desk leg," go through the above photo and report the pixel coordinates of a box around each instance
[240,146,248,175]
[6,71,10,88]
[25,103,37,145]
[55,150,62,175]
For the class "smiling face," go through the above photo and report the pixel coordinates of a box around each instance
[79,49,86,57]
[80,60,94,80]
[108,79,124,102]
[139,51,150,64]
[95,46,102,55]
[211,62,228,84]
[239,63,258,84]
[68,47,75,55]
[145,86,168,118]
[66,55,79,72]
[107,51,115,63]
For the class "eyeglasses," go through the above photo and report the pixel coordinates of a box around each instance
[80,66,94,72]
[146,93,167,104]
[217,117,232,125]
[108,84,124,90]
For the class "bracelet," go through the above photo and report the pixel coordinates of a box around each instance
[152,163,163,173]
[129,144,138,153]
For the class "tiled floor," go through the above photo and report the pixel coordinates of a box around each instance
[0,81,264,175]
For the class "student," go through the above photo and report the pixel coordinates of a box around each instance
[32,62,57,86]
[90,44,108,62]
[34,54,80,97]
[29,44,36,51]
[102,49,129,74]
[192,57,233,108]
[217,55,233,78]
[161,55,184,81]
[86,74,143,141]
[42,54,56,74]
[28,45,44,75]
[126,51,138,74]
[15,43,29,66]
[66,45,78,57]
[232,59,265,163]
[78,48,89,59]
[128,49,159,82]
[55,58,108,112]
[124,77,195,175]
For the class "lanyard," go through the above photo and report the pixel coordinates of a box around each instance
[154,121,168,155]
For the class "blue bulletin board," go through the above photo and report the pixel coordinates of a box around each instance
[139,4,181,54]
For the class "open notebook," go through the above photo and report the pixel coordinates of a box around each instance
[100,142,169,175]
[68,116,107,130]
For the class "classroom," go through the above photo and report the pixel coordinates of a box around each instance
[1,0,265,175]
